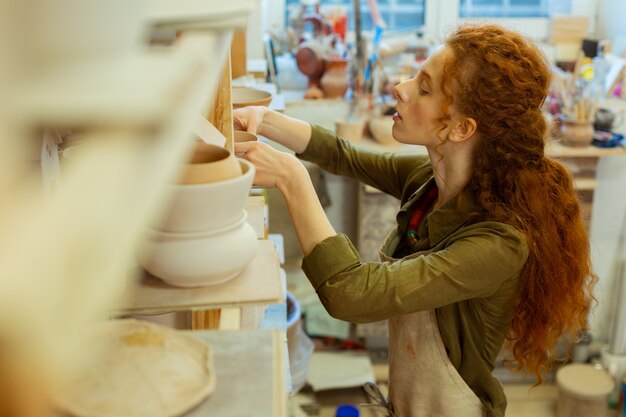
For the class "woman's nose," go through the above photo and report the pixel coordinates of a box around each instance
[393,81,408,103]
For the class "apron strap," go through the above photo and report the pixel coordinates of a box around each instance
[361,382,396,417]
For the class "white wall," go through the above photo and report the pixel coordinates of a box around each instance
[597,0,626,51]
[246,0,268,60]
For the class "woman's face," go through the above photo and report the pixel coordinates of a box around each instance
[392,46,456,147]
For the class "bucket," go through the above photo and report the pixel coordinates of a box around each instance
[287,291,314,393]
[556,363,614,417]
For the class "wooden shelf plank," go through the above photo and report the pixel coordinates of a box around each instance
[184,329,286,417]
[246,195,266,239]
[573,178,597,191]
[117,240,283,315]
[355,136,626,159]
[545,140,626,159]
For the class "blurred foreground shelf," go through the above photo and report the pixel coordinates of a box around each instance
[117,240,283,315]
[147,0,259,31]
[185,329,286,417]
[13,32,231,128]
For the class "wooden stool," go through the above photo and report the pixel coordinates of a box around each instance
[557,363,614,417]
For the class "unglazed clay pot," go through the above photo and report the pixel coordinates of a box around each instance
[156,159,255,233]
[369,115,396,145]
[178,142,241,185]
[234,131,259,143]
[335,118,366,143]
[320,58,349,99]
[559,116,594,147]
[232,87,272,108]
[139,211,258,287]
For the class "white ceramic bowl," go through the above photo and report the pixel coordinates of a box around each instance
[139,211,258,287]
[156,158,255,233]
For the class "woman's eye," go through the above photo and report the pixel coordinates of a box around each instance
[419,88,429,96]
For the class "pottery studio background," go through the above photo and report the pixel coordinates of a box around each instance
[1,1,626,417]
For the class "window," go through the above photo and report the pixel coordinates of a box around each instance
[459,0,572,18]
[285,0,425,32]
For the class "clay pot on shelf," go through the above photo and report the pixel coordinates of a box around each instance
[320,58,349,99]
[232,87,272,108]
[178,143,242,185]
[335,118,366,143]
[559,116,594,147]
[139,211,258,287]
[368,115,396,145]
[594,108,624,132]
[155,159,255,233]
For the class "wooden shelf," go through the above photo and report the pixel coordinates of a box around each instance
[117,240,283,315]
[545,140,626,159]
[355,136,626,159]
[573,178,598,191]
[185,329,286,417]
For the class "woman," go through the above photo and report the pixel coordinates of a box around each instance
[233,24,596,417]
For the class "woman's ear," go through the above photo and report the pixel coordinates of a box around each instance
[448,117,478,143]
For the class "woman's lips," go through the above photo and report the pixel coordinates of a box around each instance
[392,112,402,122]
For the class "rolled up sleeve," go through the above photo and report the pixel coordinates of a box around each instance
[297,124,430,200]
[301,225,528,324]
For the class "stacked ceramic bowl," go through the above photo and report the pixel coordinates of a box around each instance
[139,142,258,287]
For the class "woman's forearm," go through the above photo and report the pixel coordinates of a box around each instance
[258,109,312,154]
[277,156,336,255]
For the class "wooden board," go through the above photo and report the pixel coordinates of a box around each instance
[207,53,234,151]
[118,241,282,315]
[185,330,286,417]
[549,15,590,44]
[246,195,266,239]
[231,30,247,79]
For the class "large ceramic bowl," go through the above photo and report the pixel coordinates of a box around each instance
[139,211,258,287]
[232,87,272,108]
[156,159,255,233]
[178,142,242,185]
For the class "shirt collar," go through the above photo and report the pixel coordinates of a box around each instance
[397,176,484,248]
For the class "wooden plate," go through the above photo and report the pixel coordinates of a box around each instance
[56,319,215,417]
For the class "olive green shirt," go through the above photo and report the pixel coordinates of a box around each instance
[297,125,529,417]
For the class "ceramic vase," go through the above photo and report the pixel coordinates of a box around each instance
[320,58,349,99]
[559,117,594,147]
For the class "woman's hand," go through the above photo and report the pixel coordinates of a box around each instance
[235,140,336,255]
[234,141,306,192]
[233,106,269,134]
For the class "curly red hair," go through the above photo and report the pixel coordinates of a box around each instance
[440,24,597,382]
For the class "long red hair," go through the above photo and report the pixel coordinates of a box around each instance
[441,24,597,382]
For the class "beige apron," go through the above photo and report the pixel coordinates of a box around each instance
[363,226,485,417]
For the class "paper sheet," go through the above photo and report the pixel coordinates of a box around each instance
[307,351,375,391]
